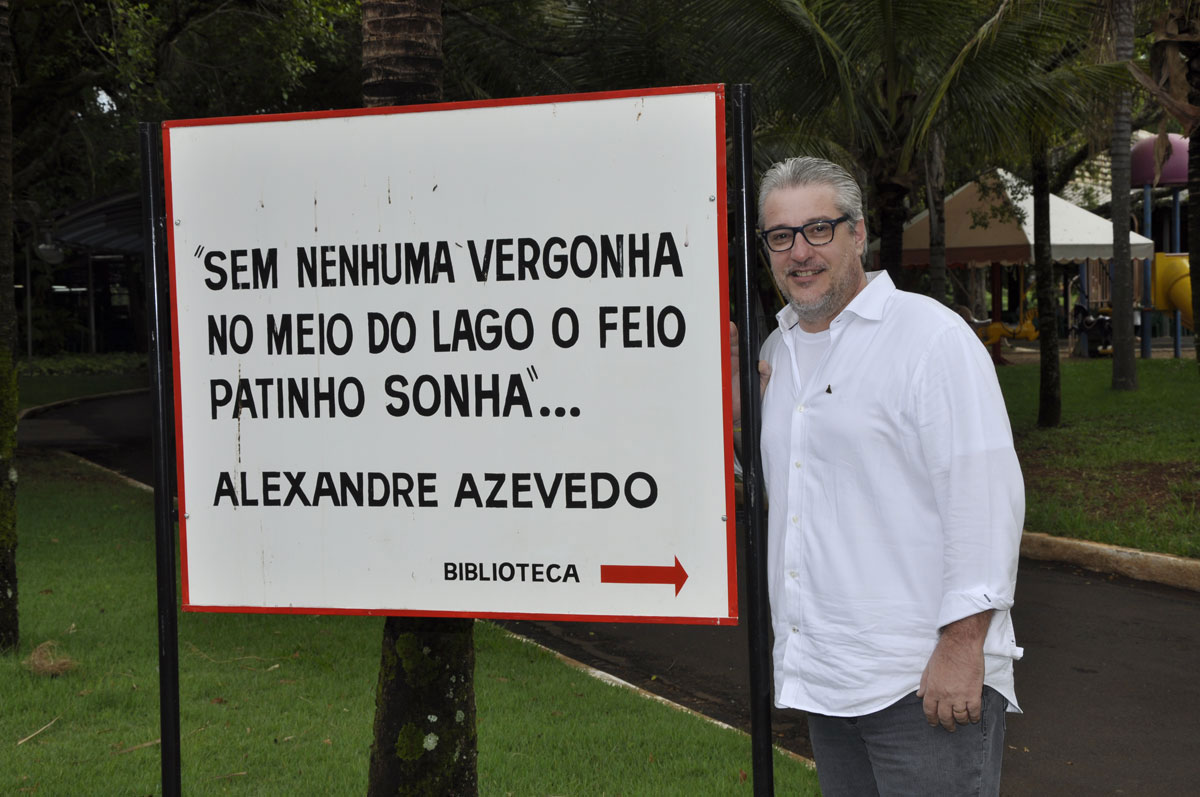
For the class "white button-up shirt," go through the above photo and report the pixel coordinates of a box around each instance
[761,271,1024,717]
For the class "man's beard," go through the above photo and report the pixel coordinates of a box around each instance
[781,255,863,328]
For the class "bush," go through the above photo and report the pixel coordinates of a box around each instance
[16,352,148,377]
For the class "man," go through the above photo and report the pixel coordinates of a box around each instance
[746,157,1024,795]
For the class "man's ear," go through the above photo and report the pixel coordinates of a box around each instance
[852,218,867,256]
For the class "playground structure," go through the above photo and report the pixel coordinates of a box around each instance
[1068,252,1193,357]
[956,252,1194,358]
[972,306,1039,348]
[1151,253,1194,330]
[879,153,1195,359]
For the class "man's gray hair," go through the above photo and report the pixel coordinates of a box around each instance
[758,157,865,226]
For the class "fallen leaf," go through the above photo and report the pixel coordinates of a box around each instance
[739,769,748,783]
[39,589,53,595]
[323,739,332,745]
[211,697,227,705]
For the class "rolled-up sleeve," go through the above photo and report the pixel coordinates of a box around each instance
[914,325,1025,631]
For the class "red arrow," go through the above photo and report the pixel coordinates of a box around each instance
[600,557,688,596]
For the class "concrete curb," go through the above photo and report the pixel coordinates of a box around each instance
[17,387,150,421]
[1021,531,1200,593]
[497,626,817,769]
[56,450,155,494]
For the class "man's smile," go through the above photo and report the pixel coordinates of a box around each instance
[785,264,826,280]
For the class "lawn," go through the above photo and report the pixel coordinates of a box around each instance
[17,353,149,412]
[997,357,1200,558]
[3,449,819,795]
[5,351,1196,793]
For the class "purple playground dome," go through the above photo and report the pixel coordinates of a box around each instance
[1130,133,1189,187]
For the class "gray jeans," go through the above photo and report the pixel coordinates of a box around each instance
[806,687,1007,797]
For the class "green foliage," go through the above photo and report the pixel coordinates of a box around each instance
[17,352,146,377]
[12,0,362,213]
[3,452,820,794]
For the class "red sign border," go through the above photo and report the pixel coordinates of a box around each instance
[162,84,736,626]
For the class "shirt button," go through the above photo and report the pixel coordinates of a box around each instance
[791,515,799,524]
[791,626,799,634]
[796,404,805,413]
[789,570,799,580]
[794,461,802,469]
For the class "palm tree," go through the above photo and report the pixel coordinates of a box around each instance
[690,0,1118,281]
[1031,131,1062,426]
[1110,0,1138,390]
[361,3,478,795]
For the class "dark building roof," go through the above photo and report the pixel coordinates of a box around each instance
[50,192,145,255]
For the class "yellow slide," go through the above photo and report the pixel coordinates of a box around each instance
[1153,254,1194,330]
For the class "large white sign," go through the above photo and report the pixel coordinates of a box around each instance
[164,85,735,623]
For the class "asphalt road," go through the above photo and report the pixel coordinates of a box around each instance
[18,390,1200,795]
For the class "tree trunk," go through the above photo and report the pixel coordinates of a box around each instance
[1188,36,1200,366]
[0,0,18,653]
[1110,0,1137,390]
[875,181,910,287]
[367,617,477,796]
[924,131,948,304]
[1032,133,1061,427]
[363,0,443,106]
[361,3,477,795]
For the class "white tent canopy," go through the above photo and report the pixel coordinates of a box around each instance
[872,170,1154,267]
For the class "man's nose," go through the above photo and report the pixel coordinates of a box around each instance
[788,235,817,260]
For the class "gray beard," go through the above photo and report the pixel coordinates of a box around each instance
[789,293,839,325]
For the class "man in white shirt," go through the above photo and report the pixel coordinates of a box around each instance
[746,157,1024,795]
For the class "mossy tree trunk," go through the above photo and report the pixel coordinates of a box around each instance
[361,3,477,795]
[367,617,477,795]
[1109,0,1137,391]
[0,0,18,654]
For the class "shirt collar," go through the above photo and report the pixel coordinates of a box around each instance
[775,269,895,331]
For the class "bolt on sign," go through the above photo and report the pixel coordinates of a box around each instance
[163,85,736,624]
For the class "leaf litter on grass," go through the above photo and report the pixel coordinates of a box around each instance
[22,641,77,677]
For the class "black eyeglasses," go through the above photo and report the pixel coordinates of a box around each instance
[760,215,852,252]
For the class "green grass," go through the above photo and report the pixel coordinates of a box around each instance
[3,450,819,795]
[18,372,149,411]
[997,358,1200,557]
[17,352,149,411]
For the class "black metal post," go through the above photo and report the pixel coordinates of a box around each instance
[730,84,774,797]
[139,121,182,797]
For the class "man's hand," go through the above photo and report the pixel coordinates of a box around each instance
[730,322,770,425]
[916,611,992,732]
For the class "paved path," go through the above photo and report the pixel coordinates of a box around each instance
[19,391,1200,795]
